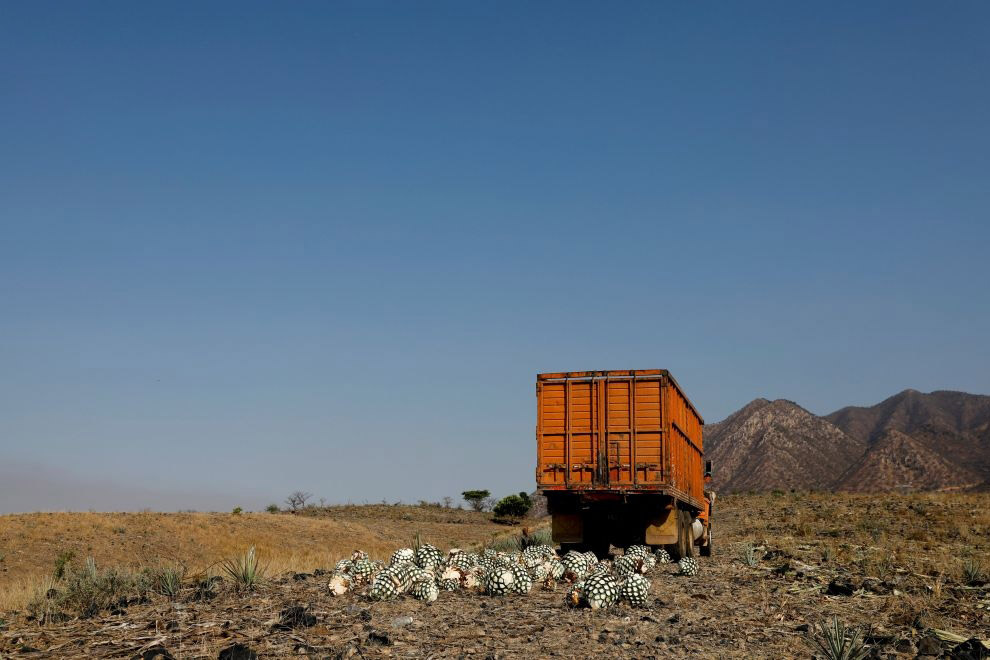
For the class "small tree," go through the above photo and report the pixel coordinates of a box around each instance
[493,494,532,518]
[462,490,491,512]
[285,491,313,511]
[265,504,280,514]
[441,496,453,509]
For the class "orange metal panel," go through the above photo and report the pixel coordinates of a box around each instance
[537,369,705,509]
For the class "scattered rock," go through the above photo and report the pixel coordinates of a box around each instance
[367,630,393,646]
[278,605,317,629]
[132,647,174,660]
[391,616,414,628]
[947,638,989,660]
[218,644,258,660]
[917,636,942,656]
[893,638,914,653]
[826,578,857,596]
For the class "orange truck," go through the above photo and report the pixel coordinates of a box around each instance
[536,370,714,558]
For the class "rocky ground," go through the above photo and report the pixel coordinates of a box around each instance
[1,492,989,658]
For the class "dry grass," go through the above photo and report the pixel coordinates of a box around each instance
[0,505,515,611]
[0,493,987,658]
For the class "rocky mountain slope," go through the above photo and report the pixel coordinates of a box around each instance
[704,389,990,492]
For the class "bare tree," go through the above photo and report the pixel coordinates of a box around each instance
[285,491,313,511]
[442,496,453,509]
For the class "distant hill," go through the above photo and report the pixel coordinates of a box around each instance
[705,389,990,492]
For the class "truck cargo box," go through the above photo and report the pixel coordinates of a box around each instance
[536,369,705,510]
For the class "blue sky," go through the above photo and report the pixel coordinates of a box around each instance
[2,2,988,512]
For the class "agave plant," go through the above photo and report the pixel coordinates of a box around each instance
[153,563,186,599]
[807,617,869,660]
[220,547,265,590]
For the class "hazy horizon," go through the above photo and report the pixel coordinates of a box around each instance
[3,2,989,513]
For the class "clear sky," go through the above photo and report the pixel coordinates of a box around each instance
[2,2,988,512]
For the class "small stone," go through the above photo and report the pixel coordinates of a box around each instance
[367,630,392,646]
[916,636,941,656]
[218,644,258,660]
[825,578,855,596]
[391,616,414,628]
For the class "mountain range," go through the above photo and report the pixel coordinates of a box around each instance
[703,389,990,492]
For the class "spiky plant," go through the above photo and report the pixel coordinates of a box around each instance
[152,563,186,599]
[962,558,985,585]
[619,574,651,607]
[220,547,265,591]
[654,548,672,564]
[625,545,652,558]
[807,617,870,660]
[741,544,759,567]
[582,574,620,609]
[677,557,699,577]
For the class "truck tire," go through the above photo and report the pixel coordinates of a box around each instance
[667,509,693,560]
[699,521,712,557]
[679,510,694,559]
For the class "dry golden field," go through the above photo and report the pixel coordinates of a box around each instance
[0,505,515,613]
[0,493,988,658]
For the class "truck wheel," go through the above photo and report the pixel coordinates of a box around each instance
[679,510,694,559]
[667,509,692,560]
[699,521,712,557]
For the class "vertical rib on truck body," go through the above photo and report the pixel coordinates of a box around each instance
[536,370,712,558]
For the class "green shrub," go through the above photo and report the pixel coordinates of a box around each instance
[266,504,280,514]
[53,550,75,580]
[741,543,759,567]
[520,527,552,549]
[488,534,521,553]
[493,493,532,518]
[231,507,243,516]
[30,557,150,621]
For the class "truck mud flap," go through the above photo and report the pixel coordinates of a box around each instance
[645,506,678,545]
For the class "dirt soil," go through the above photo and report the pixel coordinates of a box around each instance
[2,493,989,659]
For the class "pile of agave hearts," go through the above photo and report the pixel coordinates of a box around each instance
[328,543,700,610]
